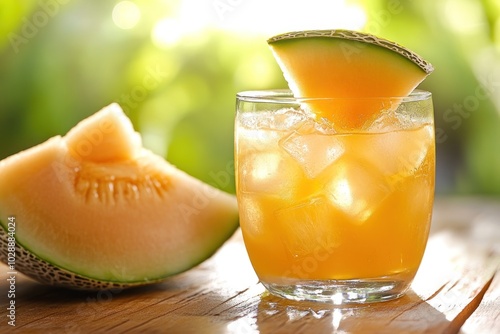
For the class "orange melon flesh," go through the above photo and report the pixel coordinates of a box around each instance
[0,104,239,283]
[268,30,434,129]
[64,103,142,162]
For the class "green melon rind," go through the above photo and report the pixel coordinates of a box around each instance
[0,217,239,290]
[0,222,139,290]
[267,29,434,75]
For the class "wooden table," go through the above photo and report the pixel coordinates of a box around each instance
[1,197,499,333]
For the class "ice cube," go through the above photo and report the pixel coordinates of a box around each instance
[365,105,400,132]
[238,151,302,199]
[236,127,281,153]
[362,97,428,132]
[270,108,310,130]
[280,127,344,179]
[237,195,265,238]
[236,109,313,154]
[275,196,340,257]
[353,125,433,178]
[324,157,392,223]
[238,108,309,131]
[314,116,337,135]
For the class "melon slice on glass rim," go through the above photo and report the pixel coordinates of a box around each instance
[267,29,434,129]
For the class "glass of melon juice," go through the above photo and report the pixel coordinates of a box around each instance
[234,89,435,303]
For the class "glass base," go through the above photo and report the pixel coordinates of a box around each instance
[261,275,412,304]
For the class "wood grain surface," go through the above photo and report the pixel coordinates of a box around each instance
[1,197,499,334]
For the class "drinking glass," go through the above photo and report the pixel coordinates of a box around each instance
[234,89,435,304]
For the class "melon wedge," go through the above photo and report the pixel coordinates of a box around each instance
[268,30,434,129]
[0,104,239,290]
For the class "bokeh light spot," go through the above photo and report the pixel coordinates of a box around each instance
[151,19,183,47]
[234,54,276,88]
[443,0,485,34]
[112,1,141,30]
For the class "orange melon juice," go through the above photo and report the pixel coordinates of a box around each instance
[235,91,435,288]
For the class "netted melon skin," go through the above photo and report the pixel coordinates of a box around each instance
[0,225,161,291]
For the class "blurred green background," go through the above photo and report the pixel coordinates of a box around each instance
[1,0,499,196]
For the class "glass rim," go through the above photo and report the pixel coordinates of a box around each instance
[236,89,432,103]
